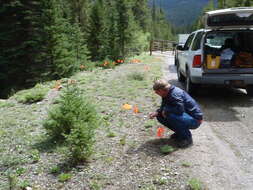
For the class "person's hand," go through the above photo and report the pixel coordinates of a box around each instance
[149,112,158,119]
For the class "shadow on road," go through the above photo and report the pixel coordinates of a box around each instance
[167,79,253,122]
[126,138,178,158]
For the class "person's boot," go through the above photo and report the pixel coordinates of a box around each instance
[177,137,193,148]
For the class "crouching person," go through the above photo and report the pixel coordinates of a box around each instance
[149,79,203,148]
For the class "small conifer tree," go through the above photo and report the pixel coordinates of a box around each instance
[43,86,99,162]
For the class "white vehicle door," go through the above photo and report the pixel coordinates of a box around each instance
[179,33,195,75]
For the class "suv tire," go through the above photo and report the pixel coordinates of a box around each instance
[246,85,253,96]
[186,69,197,94]
[177,65,185,82]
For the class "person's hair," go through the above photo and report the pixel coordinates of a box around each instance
[153,79,171,91]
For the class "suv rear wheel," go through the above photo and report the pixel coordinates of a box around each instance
[177,65,185,82]
[246,85,253,96]
[186,69,197,94]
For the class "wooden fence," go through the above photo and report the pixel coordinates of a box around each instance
[150,40,176,55]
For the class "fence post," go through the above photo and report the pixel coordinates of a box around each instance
[150,40,153,56]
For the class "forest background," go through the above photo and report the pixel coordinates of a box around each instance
[0,0,252,98]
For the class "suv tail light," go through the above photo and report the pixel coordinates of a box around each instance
[192,55,202,68]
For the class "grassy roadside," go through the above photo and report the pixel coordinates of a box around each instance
[0,53,193,190]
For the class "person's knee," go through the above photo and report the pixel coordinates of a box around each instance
[189,125,198,129]
[189,121,201,129]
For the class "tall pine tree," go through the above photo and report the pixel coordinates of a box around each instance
[0,0,45,96]
[86,0,106,61]
[132,0,150,32]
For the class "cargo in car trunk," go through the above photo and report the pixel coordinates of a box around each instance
[203,30,253,73]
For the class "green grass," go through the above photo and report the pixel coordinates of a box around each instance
[50,166,61,174]
[0,101,15,108]
[153,176,169,185]
[0,53,164,189]
[29,149,40,163]
[15,167,27,176]
[119,136,126,146]
[188,178,203,190]
[18,180,31,189]
[139,184,157,190]
[182,162,191,167]
[160,145,175,154]
[13,83,50,104]
[144,119,157,128]
[107,131,116,138]
[89,180,102,190]
[127,71,146,81]
[58,173,72,182]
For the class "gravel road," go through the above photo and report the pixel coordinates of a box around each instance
[157,51,253,190]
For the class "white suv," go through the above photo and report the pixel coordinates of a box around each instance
[175,7,253,96]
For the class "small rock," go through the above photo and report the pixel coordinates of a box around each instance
[26,187,32,190]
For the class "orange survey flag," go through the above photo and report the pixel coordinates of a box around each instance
[157,127,165,138]
[54,80,62,91]
[122,104,132,110]
[144,66,150,71]
[133,105,139,113]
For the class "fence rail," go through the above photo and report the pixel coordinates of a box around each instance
[150,40,176,55]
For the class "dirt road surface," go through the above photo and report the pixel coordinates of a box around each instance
[157,51,253,190]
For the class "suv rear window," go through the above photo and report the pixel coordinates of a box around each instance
[208,13,253,26]
[205,32,234,48]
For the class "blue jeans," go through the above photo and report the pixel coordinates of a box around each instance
[157,112,201,140]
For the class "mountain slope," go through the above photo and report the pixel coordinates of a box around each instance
[150,0,213,26]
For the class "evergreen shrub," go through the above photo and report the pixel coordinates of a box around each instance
[14,84,50,104]
[43,86,99,162]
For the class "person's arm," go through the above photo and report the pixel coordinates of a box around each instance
[163,92,184,115]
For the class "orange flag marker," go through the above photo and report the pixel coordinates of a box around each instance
[157,127,165,138]
[54,80,62,91]
[133,105,139,113]
[144,66,150,71]
[122,104,132,110]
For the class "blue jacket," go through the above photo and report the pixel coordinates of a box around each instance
[158,85,203,120]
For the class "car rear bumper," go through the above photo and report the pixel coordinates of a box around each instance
[191,74,253,87]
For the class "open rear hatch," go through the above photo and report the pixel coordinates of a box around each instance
[204,7,253,29]
[203,8,253,74]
